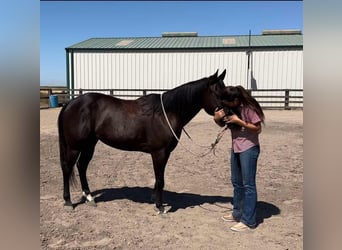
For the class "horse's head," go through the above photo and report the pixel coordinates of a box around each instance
[202,69,227,115]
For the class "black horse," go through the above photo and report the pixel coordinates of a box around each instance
[58,70,227,213]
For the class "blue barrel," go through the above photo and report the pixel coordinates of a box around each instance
[49,95,59,108]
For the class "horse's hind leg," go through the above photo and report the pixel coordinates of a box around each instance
[62,149,80,210]
[77,139,98,207]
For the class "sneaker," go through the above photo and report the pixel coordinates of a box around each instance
[230,222,250,232]
[221,214,237,222]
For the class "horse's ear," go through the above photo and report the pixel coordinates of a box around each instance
[218,69,226,80]
[209,70,219,82]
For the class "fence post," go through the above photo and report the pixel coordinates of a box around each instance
[110,90,113,96]
[285,90,290,110]
[143,90,147,96]
[79,89,83,95]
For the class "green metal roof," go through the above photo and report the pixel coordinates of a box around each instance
[66,34,303,51]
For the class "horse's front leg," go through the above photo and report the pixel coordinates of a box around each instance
[151,149,170,213]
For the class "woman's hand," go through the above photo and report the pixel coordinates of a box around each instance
[224,114,241,125]
[214,108,226,127]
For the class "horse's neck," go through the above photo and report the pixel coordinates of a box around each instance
[163,92,203,127]
[178,106,201,127]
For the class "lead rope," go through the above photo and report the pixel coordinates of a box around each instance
[210,126,229,155]
[160,93,227,157]
[182,126,214,148]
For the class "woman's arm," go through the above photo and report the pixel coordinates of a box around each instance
[224,114,262,133]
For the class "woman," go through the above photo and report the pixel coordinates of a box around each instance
[214,85,265,232]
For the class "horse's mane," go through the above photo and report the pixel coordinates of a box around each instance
[137,77,209,116]
[164,78,208,108]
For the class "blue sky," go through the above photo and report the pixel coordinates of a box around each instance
[40,1,303,86]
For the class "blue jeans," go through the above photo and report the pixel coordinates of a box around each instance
[230,145,260,228]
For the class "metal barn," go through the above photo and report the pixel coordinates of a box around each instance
[66,30,303,107]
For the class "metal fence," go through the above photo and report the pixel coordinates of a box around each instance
[40,87,303,110]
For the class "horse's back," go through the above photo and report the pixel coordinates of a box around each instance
[61,93,105,124]
[58,93,159,151]
[65,92,118,107]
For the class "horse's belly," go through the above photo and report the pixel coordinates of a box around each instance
[99,136,150,153]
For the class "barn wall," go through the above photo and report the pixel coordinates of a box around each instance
[72,50,248,92]
[251,49,303,108]
[69,49,302,105]
[252,49,303,89]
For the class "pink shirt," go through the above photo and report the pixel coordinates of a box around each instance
[230,105,262,153]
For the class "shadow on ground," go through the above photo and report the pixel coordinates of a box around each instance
[75,186,280,225]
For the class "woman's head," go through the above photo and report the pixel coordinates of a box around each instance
[221,85,265,122]
[220,86,242,108]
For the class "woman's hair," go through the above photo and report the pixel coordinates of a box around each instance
[222,85,265,122]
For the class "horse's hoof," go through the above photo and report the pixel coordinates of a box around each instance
[157,209,165,215]
[154,206,164,214]
[154,205,171,214]
[86,199,97,207]
[64,204,74,211]
[162,205,171,214]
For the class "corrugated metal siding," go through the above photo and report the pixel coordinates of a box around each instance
[73,51,249,96]
[250,50,303,107]
[73,49,302,88]
[252,50,303,89]
[70,50,302,107]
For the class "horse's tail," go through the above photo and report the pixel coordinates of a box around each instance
[58,102,77,187]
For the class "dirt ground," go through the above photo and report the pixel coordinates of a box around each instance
[40,107,303,250]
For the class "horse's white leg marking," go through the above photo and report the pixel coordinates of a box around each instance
[82,191,94,202]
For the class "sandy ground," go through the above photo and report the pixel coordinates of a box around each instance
[40,107,303,249]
